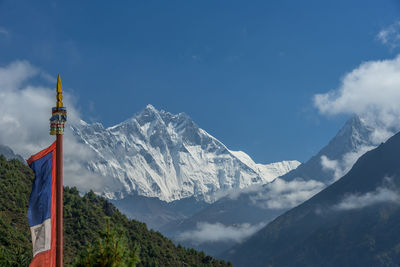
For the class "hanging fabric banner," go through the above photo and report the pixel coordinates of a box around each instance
[27,142,57,267]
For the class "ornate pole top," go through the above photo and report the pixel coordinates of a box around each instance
[50,74,67,135]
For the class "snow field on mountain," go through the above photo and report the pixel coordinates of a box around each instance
[72,105,300,202]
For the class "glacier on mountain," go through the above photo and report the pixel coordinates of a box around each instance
[71,104,300,203]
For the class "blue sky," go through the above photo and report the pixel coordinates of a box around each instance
[0,0,399,163]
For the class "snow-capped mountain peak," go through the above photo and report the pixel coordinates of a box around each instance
[280,115,380,184]
[71,105,300,203]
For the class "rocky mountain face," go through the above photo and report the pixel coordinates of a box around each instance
[161,115,383,256]
[281,115,376,184]
[222,130,400,267]
[71,104,300,203]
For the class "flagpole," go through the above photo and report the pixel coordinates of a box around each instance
[56,132,63,267]
[51,75,67,267]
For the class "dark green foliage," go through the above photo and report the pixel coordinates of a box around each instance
[0,246,30,266]
[0,155,232,266]
[0,155,33,265]
[74,220,140,266]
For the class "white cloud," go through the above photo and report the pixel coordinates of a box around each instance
[249,178,325,210]
[176,222,266,244]
[320,155,340,180]
[217,178,325,210]
[320,145,375,183]
[314,55,400,120]
[377,21,400,49]
[314,55,400,147]
[0,60,124,194]
[213,183,264,201]
[334,186,400,210]
[313,55,400,183]
[39,72,57,84]
[0,60,38,90]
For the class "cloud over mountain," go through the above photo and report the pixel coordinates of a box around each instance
[248,178,325,210]
[314,55,400,184]
[333,187,400,210]
[0,60,122,193]
[314,55,400,144]
[176,222,266,244]
[334,178,400,210]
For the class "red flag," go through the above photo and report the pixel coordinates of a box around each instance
[27,142,57,267]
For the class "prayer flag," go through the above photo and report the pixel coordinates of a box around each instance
[27,142,57,267]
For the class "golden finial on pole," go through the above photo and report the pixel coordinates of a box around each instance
[56,74,63,108]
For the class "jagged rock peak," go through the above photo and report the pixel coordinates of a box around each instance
[70,105,300,202]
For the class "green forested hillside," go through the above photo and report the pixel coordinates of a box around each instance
[0,155,232,266]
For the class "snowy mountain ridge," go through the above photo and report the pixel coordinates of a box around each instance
[71,104,300,203]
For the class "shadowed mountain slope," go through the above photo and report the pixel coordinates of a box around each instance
[160,115,375,256]
[222,130,400,267]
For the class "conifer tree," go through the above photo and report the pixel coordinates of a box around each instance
[74,220,140,267]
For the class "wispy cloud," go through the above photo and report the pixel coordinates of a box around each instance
[214,183,263,201]
[0,27,9,36]
[320,145,375,183]
[377,21,400,49]
[334,186,400,210]
[217,178,325,210]
[39,71,57,83]
[176,222,266,244]
[249,178,325,210]
[0,60,124,194]
[320,155,341,180]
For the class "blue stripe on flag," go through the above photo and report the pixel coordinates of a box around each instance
[27,152,53,227]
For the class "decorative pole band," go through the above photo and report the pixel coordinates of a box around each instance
[50,74,67,135]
